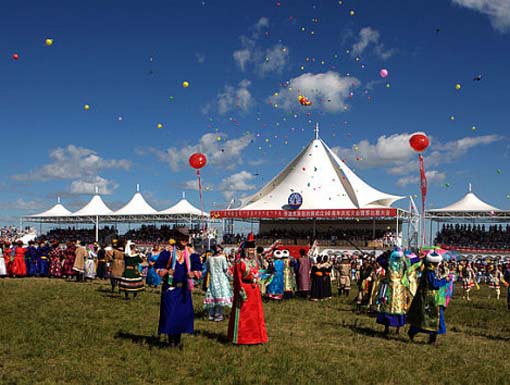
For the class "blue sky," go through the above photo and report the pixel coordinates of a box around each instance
[1,0,509,224]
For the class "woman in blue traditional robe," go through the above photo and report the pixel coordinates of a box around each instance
[265,251,285,300]
[146,246,161,287]
[155,230,202,348]
[407,251,451,345]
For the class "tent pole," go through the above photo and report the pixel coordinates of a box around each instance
[429,217,433,245]
[95,216,99,243]
[396,211,399,247]
[313,218,317,238]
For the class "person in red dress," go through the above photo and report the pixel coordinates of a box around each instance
[228,234,268,345]
[11,240,27,277]
[3,241,13,277]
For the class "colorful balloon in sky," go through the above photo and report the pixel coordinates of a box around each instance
[45,38,54,46]
[455,83,462,90]
[182,81,190,88]
[380,68,389,78]
[189,152,207,169]
[157,123,163,129]
[409,133,430,152]
[298,95,312,106]
[12,53,19,60]
[83,104,90,111]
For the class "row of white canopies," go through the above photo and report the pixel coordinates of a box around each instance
[23,185,208,224]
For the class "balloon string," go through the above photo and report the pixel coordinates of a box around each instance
[197,170,204,230]
[419,154,427,245]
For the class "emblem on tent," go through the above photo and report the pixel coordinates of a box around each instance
[287,193,303,210]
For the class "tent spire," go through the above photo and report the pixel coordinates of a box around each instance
[136,184,140,192]
[57,196,61,204]
[468,183,472,193]
[314,122,319,140]
[95,186,99,195]
[182,191,186,199]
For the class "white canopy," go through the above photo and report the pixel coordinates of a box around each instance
[239,125,403,211]
[429,185,500,213]
[72,189,113,217]
[160,196,209,217]
[32,197,72,217]
[113,185,157,215]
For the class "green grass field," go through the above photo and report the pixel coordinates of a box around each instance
[1,278,509,385]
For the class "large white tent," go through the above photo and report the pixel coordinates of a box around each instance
[112,184,158,216]
[212,124,405,220]
[31,197,72,218]
[160,193,208,217]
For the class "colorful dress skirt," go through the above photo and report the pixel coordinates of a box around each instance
[119,255,144,292]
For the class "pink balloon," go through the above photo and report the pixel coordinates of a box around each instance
[380,68,389,78]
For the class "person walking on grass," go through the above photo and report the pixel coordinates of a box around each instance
[203,245,233,321]
[72,240,87,282]
[119,243,145,300]
[156,229,202,348]
[110,239,125,292]
[407,251,452,345]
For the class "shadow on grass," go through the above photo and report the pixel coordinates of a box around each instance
[450,327,510,342]
[114,331,168,349]
[194,329,231,345]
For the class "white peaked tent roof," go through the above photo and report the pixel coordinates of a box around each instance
[113,185,158,215]
[160,194,209,217]
[32,197,72,217]
[429,184,500,212]
[72,188,113,216]
[239,125,403,211]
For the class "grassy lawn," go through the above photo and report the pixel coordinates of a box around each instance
[1,278,509,385]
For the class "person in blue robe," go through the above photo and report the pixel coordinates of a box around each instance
[265,251,285,300]
[37,241,51,277]
[25,241,38,277]
[146,246,161,287]
[155,229,202,348]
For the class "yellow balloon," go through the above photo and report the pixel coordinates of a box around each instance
[455,83,461,90]
[45,38,53,46]
[349,9,355,16]
[83,104,90,111]
[182,81,189,88]
[157,123,163,129]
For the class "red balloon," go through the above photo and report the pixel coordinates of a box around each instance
[12,53,19,60]
[409,133,430,152]
[189,152,207,169]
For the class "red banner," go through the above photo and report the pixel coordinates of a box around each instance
[210,208,398,219]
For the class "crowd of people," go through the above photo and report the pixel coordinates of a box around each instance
[2,229,510,348]
[435,223,510,250]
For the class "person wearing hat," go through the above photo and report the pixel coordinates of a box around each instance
[407,251,451,345]
[146,245,162,288]
[266,249,285,300]
[375,248,408,336]
[37,240,51,277]
[227,234,268,345]
[119,243,144,299]
[48,240,63,278]
[110,239,125,292]
[203,245,233,321]
[25,240,37,277]
[295,248,312,298]
[155,228,202,348]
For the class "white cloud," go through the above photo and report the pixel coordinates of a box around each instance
[219,171,257,199]
[333,133,416,168]
[218,79,254,114]
[271,71,360,113]
[351,27,394,60]
[69,176,118,195]
[142,132,254,171]
[182,179,200,191]
[397,170,447,187]
[233,49,251,71]
[452,0,510,32]
[258,44,289,75]
[0,198,46,211]
[13,145,130,181]
[232,17,289,76]
[195,52,206,64]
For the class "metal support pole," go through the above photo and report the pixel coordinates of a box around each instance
[396,211,400,247]
[429,217,433,245]
[313,218,317,238]
[95,216,99,243]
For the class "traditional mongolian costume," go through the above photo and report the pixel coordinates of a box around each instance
[282,250,297,298]
[146,248,161,287]
[336,256,352,296]
[296,250,312,297]
[119,245,144,298]
[0,247,6,277]
[62,242,76,278]
[266,250,285,300]
[407,251,450,344]
[376,249,408,334]
[203,248,233,321]
[48,242,63,278]
[11,243,27,277]
[37,241,51,277]
[228,236,268,345]
[156,229,202,348]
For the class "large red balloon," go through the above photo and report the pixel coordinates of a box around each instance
[189,152,207,169]
[409,133,430,152]
[12,53,19,60]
